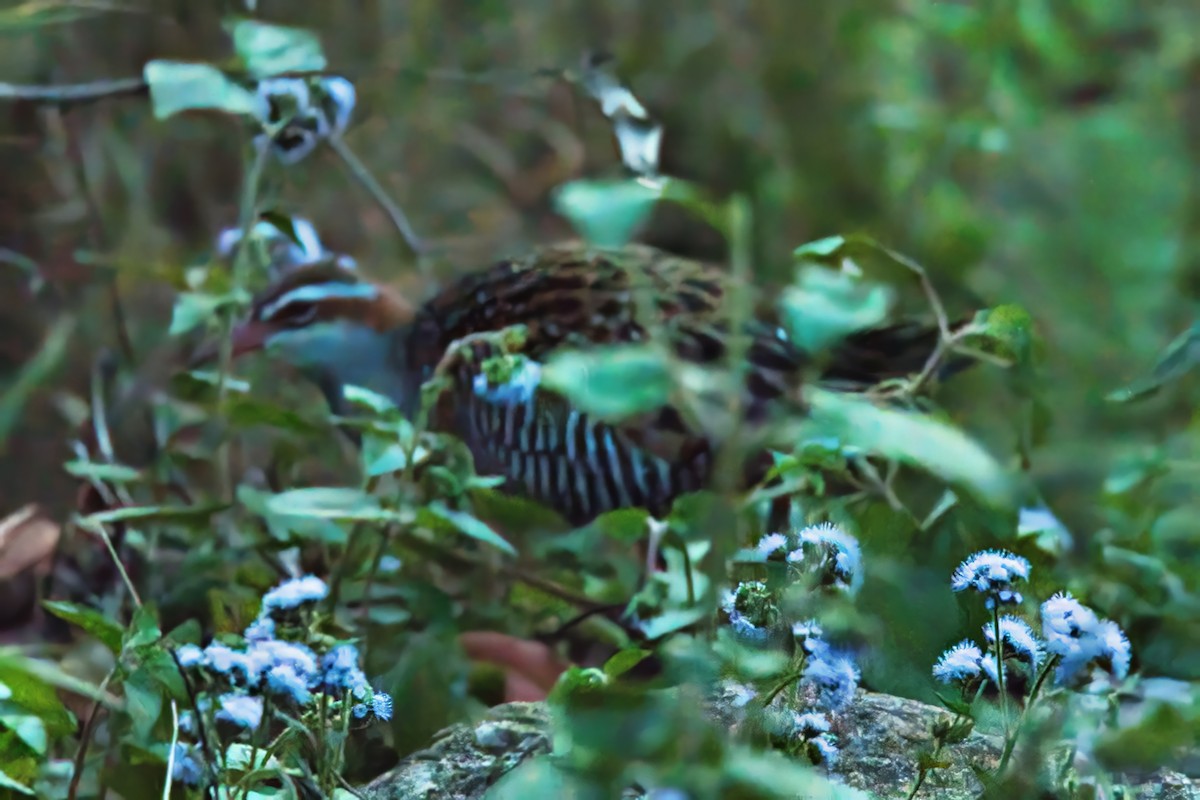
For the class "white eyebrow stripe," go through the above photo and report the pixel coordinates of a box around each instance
[260,282,377,319]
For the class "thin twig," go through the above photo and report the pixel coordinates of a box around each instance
[66,666,117,800]
[76,517,143,607]
[163,700,180,800]
[327,136,426,263]
[0,76,147,106]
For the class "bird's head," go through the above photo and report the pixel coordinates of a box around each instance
[190,262,418,410]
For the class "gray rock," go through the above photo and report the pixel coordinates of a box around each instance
[363,692,1194,800]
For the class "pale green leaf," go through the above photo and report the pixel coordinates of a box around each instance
[781,266,893,352]
[796,388,1013,506]
[227,18,327,79]
[0,769,33,795]
[553,179,661,248]
[427,501,516,556]
[143,61,261,120]
[41,601,123,654]
[62,460,141,484]
[541,345,671,422]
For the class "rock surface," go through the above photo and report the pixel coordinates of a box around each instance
[363,691,1195,800]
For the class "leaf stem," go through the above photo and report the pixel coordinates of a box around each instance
[328,136,426,268]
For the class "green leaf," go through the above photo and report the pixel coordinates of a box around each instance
[124,607,162,651]
[80,503,229,526]
[488,756,588,800]
[143,61,261,120]
[426,501,516,556]
[601,648,651,679]
[552,179,661,248]
[541,345,671,422]
[781,266,893,352]
[227,18,327,79]
[0,712,45,756]
[634,606,709,641]
[263,487,394,521]
[342,384,399,415]
[168,292,233,336]
[62,460,141,484]
[966,304,1035,365]
[238,485,348,544]
[1107,321,1200,403]
[41,601,123,654]
[724,746,871,798]
[796,388,1013,506]
[0,768,33,795]
[793,235,848,261]
[0,655,76,737]
[121,667,163,745]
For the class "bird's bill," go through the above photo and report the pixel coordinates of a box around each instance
[188,320,274,367]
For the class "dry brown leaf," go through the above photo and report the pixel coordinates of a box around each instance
[0,504,60,579]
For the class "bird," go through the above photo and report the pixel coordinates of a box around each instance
[194,242,965,526]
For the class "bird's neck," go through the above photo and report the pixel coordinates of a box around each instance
[301,322,421,419]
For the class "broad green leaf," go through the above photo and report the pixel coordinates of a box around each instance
[1107,321,1200,403]
[264,487,393,521]
[796,388,1013,506]
[553,179,661,248]
[121,667,162,744]
[0,768,33,795]
[0,655,76,736]
[227,18,327,79]
[427,501,516,556]
[226,396,322,435]
[488,756,588,800]
[966,304,1035,365]
[41,601,123,654]
[781,266,893,352]
[601,648,651,679]
[62,460,141,484]
[541,345,671,422]
[168,292,233,336]
[724,746,872,799]
[634,606,709,641]
[342,384,398,415]
[143,61,261,120]
[238,485,347,544]
[0,712,45,756]
[124,607,162,650]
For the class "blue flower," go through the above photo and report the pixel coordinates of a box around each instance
[788,522,862,593]
[1040,594,1131,686]
[215,694,264,730]
[266,663,312,705]
[722,682,757,709]
[810,735,840,767]
[261,575,328,615]
[352,702,369,719]
[371,691,394,721]
[378,555,402,574]
[175,644,204,668]
[318,76,356,136]
[793,712,831,737]
[755,532,789,557]
[171,743,205,787]
[792,619,825,654]
[244,615,275,642]
[933,640,986,684]
[203,642,250,677]
[801,648,859,712]
[982,616,1043,671]
[250,639,318,682]
[321,644,368,696]
[950,550,1030,609]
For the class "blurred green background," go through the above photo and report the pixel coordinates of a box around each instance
[2,0,1198,691]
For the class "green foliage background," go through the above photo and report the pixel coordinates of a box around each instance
[1,0,1198,793]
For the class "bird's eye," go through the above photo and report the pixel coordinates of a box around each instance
[281,302,317,327]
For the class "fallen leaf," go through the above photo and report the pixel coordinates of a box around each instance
[0,505,59,579]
